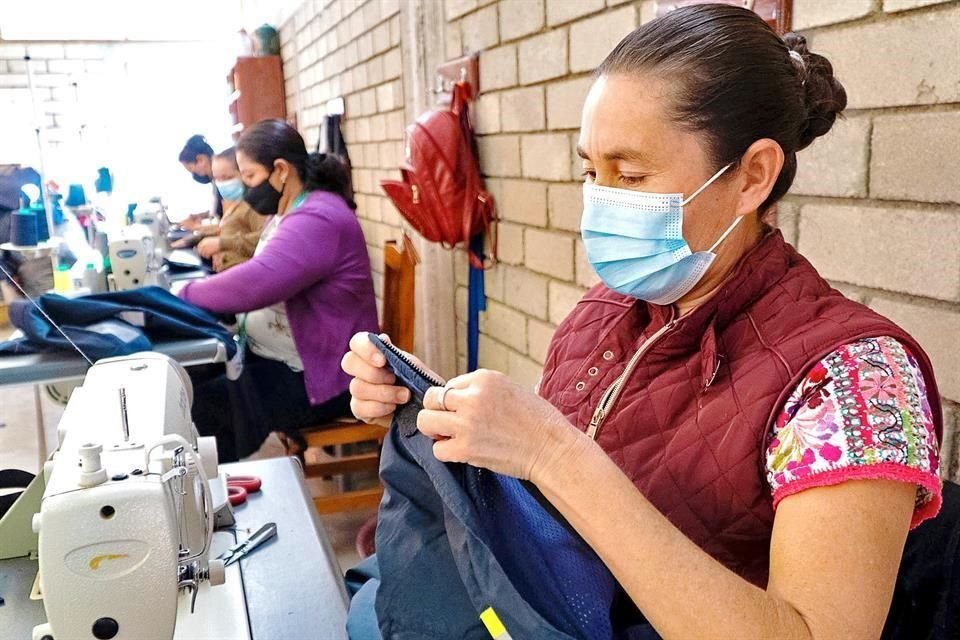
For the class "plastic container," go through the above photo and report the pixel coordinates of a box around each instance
[82,261,108,293]
[53,264,72,293]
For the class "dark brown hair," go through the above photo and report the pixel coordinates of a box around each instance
[237,119,356,209]
[597,4,846,212]
[214,146,239,169]
[178,134,213,163]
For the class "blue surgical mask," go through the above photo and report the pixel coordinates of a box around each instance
[216,178,245,201]
[581,163,741,305]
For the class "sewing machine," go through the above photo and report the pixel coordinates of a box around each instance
[132,200,171,258]
[108,223,168,290]
[29,353,231,640]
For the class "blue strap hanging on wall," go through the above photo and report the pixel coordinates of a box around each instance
[467,233,486,372]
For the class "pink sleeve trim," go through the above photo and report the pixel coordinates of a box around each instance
[772,462,942,529]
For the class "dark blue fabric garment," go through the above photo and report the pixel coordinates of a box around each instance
[371,403,574,639]
[356,402,662,640]
[462,469,619,639]
[0,286,235,360]
[345,556,383,640]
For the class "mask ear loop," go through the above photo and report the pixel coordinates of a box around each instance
[708,214,744,253]
[681,163,733,206]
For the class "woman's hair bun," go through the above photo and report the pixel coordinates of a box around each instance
[784,33,847,150]
[306,152,356,210]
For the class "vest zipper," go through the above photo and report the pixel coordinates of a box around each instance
[586,312,679,440]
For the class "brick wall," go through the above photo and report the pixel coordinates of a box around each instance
[0,39,233,207]
[279,0,407,320]
[279,0,959,478]
[0,41,112,165]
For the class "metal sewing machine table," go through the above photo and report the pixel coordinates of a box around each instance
[0,456,350,640]
[0,338,227,387]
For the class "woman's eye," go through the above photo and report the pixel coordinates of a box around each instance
[581,170,596,183]
[619,175,646,187]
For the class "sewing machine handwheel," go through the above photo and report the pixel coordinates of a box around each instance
[208,559,226,586]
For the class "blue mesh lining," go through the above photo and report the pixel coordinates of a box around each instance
[462,467,617,639]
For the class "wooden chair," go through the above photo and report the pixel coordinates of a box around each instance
[303,234,419,514]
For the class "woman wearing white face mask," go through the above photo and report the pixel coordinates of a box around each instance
[194,147,266,272]
[342,5,944,638]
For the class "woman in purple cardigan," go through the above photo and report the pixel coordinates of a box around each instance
[179,120,378,461]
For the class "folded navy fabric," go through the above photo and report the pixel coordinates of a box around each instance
[0,286,235,361]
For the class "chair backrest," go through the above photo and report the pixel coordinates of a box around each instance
[380,234,419,353]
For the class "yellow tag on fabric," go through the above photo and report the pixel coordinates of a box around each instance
[480,607,507,638]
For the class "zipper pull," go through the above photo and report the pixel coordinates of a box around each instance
[411,184,420,204]
[586,408,605,439]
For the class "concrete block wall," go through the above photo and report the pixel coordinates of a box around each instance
[279,0,406,319]
[0,42,112,153]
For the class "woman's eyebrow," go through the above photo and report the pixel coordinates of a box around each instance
[576,145,652,164]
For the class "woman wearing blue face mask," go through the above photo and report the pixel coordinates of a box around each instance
[172,146,265,271]
[197,146,266,271]
[343,5,946,639]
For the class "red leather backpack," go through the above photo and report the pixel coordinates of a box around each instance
[381,82,496,267]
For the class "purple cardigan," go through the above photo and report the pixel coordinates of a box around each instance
[179,191,379,405]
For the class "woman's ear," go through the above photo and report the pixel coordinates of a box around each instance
[734,138,784,217]
[272,159,290,188]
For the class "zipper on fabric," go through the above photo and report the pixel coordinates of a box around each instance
[378,336,446,388]
[585,311,679,440]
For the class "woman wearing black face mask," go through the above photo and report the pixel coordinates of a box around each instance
[178,134,222,229]
[177,119,378,462]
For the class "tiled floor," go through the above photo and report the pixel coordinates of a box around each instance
[0,362,373,573]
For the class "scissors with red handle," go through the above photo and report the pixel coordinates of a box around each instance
[226,475,262,506]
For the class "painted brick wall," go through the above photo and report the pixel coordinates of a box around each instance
[279,0,407,320]
[280,0,959,479]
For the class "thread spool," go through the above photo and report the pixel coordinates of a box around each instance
[65,184,87,207]
[32,205,50,241]
[11,209,39,247]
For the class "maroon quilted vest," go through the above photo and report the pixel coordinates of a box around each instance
[539,230,942,587]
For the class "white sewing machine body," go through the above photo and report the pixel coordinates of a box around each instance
[32,353,225,640]
[108,224,168,291]
[132,201,171,258]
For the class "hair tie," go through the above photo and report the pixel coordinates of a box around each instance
[789,50,804,67]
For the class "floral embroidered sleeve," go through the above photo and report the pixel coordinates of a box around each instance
[765,336,941,527]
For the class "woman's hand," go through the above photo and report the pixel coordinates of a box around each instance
[419,369,583,481]
[179,216,203,231]
[197,237,220,259]
[341,332,426,428]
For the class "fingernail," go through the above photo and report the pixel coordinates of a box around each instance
[398,389,410,403]
[374,354,386,366]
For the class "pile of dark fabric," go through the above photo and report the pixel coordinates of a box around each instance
[0,287,236,361]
